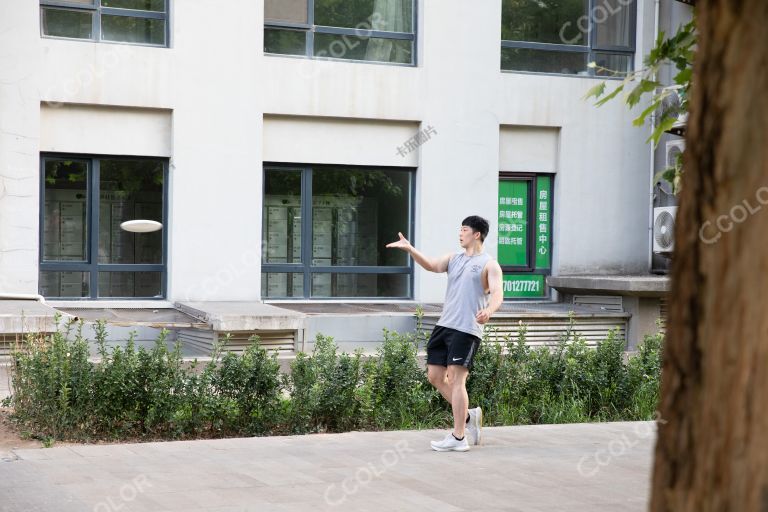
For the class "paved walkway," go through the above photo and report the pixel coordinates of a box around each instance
[0,422,655,512]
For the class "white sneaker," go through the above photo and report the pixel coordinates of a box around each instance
[466,407,483,446]
[430,433,470,452]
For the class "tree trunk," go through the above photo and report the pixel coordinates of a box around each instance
[651,1,768,511]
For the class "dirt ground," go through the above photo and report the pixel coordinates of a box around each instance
[0,409,42,458]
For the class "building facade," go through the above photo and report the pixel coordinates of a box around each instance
[0,0,691,349]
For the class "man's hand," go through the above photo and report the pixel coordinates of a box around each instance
[386,232,451,273]
[476,308,491,324]
[386,232,412,252]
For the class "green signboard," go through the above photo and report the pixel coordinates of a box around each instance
[497,180,528,267]
[535,175,552,270]
[502,274,546,298]
[498,175,552,299]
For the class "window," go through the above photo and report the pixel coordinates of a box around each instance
[41,0,169,46]
[498,174,553,299]
[39,156,168,299]
[264,0,416,65]
[262,165,414,299]
[501,0,635,76]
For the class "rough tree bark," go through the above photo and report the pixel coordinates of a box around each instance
[651,1,768,511]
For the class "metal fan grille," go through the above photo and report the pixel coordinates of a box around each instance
[654,211,675,249]
[667,146,683,168]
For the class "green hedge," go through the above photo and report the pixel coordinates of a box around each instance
[3,315,662,444]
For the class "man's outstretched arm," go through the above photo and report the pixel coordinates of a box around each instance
[476,261,504,324]
[386,232,452,273]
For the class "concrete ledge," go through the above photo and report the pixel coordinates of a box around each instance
[0,300,61,334]
[174,301,306,331]
[56,307,207,329]
[547,275,670,297]
[274,302,438,316]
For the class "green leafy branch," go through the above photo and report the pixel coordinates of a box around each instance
[584,18,696,194]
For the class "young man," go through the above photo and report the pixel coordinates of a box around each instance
[387,215,503,452]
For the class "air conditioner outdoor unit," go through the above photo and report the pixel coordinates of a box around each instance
[659,85,688,135]
[653,206,678,254]
[656,139,686,195]
[666,139,685,169]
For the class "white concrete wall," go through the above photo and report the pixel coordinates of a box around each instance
[263,115,419,167]
[0,1,41,295]
[0,0,655,302]
[166,0,263,302]
[40,104,172,156]
[500,126,560,174]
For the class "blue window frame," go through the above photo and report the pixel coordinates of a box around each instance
[262,164,415,299]
[264,0,416,66]
[501,0,636,77]
[40,0,170,47]
[39,155,169,299]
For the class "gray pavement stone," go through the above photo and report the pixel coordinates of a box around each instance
[0,422,655,512]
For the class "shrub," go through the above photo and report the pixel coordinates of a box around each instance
[210,339,284,435]
[284,351,319,434]
[91,324,189,439]
[8,318,94,442]
[469,319,664,426]
[284,335,365,433]
[4,315,664,444]
[360,329,444,430]
[626,331,663,419]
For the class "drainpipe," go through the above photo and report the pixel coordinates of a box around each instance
[648,0,661,273]
[0,293,47,305]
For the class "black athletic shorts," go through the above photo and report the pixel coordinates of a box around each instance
[426,325,481,369]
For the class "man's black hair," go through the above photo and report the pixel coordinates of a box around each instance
[462,215,489,242]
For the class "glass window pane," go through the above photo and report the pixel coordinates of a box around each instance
[264,28,307,56]
[265,0,308,24]
[594,0,633,48]
[314,33,412,64]
[101,14,165,45]
[501,47,588,75]
[43,159,88,262]
[501,0,588,45]
[594,53,632,75]
[261,273,305,298]
[311,168,411,266]
[311,273,409,298]
[39,271,90,298]
[101,0,165,12]
[263,170,302,264]
[315,0,413,33]
[41,8,94,40]
[98,272,162,298]
[99,160,164,265]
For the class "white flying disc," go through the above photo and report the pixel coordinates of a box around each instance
[120,220,163,233]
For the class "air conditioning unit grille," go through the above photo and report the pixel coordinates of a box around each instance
[653,206,678,254]
[654,211,674,248]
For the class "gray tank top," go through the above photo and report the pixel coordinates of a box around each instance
[436,251,493,339]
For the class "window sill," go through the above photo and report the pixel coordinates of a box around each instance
[47,299,174,309]
[500,69,626,81]
[41,35,169,49]
[265,299,416,304]
[263,52,416,68]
